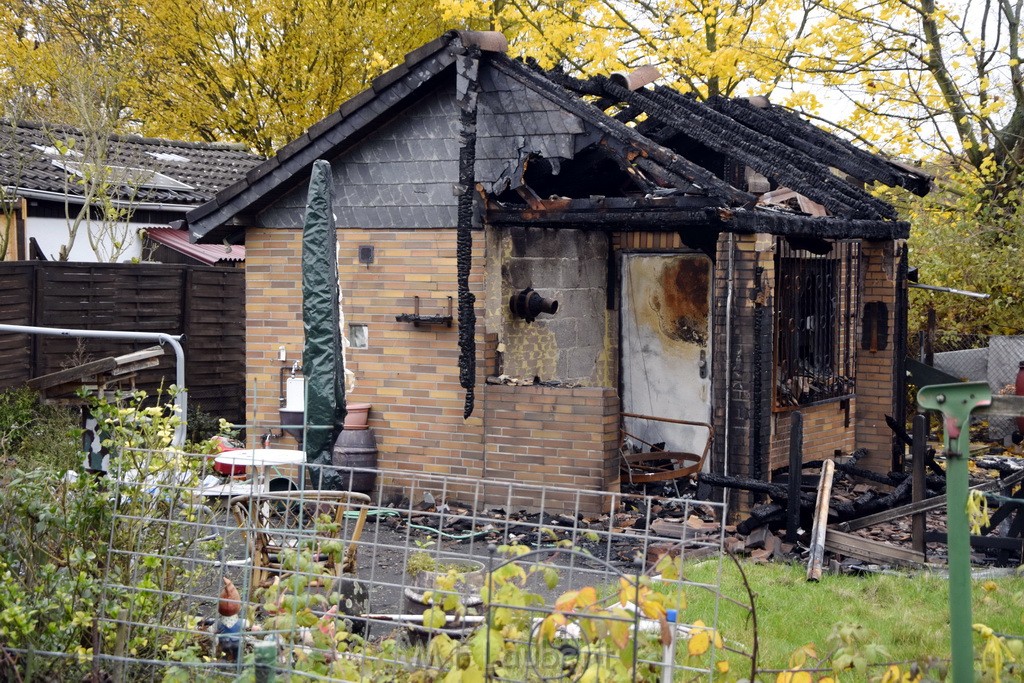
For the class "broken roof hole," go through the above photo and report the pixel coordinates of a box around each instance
[520,149,645,199]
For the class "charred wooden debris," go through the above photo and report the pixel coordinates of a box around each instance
[369,441,1023,579]
[693,446,1024,571]
[479,54,929,244]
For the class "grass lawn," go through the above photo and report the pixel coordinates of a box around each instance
[679,558,1024,672]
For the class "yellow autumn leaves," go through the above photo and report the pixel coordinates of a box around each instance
[0,0,1014,173]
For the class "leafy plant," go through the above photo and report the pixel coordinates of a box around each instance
[0,387,233,680]
[185,403,238,452]
[0,386,80,471]
[406,552,481,579]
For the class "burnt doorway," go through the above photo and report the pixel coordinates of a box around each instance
[620,253,713,457]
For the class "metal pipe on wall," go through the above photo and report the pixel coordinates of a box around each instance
[0,323,187,447]
[722,233,735,503]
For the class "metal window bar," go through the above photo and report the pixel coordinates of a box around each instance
[774,239,859,408]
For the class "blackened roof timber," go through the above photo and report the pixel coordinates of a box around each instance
[488,201,910,241]
[706,97,931,196]
[186,30,929,244]
[489,55,754,206]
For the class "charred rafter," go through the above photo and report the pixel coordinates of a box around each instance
[597,78,894,220]
[545,63,929,201]
[489,54,754,207]
[486,197,908,240]
[630,156,701,193]
[707,97,931,196]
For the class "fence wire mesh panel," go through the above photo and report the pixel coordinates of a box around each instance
[2,451,748,682]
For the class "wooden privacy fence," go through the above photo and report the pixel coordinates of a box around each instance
[0,262,245,424]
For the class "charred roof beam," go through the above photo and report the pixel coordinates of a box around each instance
[538,66,605,96]
[612,104,645,124]
[487,200,909,240]
[490,55,755,207]
[589,136,663,194]
[595,77,895,221]
[645,83,897,220]
[645,82,894,220]
[631,157,701,193]
[708,97,931,196]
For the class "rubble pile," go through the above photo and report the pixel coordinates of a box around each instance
[379,448,1024,575]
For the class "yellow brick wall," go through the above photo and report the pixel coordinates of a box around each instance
[855,239,903,473]
[769,401,856,470]
[482,384,619,514]
[245,227,486,479]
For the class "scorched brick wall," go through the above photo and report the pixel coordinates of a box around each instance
[245,225,619,512]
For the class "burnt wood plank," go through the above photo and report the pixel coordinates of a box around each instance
[824,529,927,567]
[836,469,1024,532]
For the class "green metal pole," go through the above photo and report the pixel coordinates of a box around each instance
[945,420,973,683]
[918,382,991,683]
[254,640,278,683]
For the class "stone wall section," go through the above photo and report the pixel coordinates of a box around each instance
[488,226,614,387]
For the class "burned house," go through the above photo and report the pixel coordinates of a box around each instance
[185,31,930,511]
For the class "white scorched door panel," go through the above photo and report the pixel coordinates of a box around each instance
[620,253,712,458]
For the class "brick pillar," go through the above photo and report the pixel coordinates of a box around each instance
[855,239,904,473]
[711,233,775,510]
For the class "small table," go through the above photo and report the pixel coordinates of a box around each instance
[214,448,306,489]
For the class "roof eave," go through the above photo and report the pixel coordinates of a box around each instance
[487,201,909,240]
[7,186,196,213]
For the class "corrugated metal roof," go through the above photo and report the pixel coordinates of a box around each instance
[145,227,245,265]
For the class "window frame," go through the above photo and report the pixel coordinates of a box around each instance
[773,238,859,409]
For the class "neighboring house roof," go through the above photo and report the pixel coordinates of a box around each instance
[145,227,245,265]
[187,30,930,244]
[0,120,263,209]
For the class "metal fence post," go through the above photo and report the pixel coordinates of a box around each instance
[254,640,278,683]
[918,382,991,683]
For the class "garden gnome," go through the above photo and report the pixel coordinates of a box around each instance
[217,577,243,660]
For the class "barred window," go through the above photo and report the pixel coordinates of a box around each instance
[774,239,859,407]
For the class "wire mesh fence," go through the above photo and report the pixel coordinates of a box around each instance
[1,449,746,682]
[908,331,990,383]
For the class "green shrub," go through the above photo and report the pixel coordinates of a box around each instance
[0,389,226,680]
[0,386,80,471]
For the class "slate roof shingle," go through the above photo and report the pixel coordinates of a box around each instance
[0,120,263,206]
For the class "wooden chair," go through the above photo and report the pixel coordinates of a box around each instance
[619,412,713,485]
[230,489,370,595]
